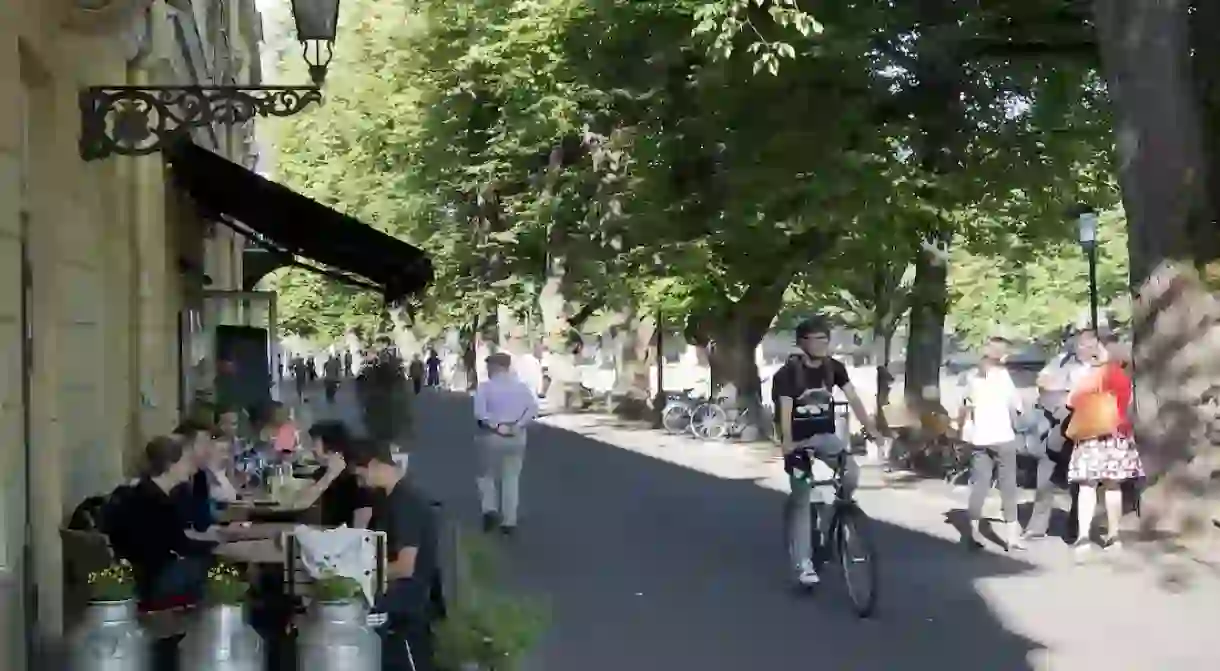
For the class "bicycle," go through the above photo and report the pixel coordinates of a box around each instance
[690,399,755,440]
[789,446,879,618]
[660,388,701,434]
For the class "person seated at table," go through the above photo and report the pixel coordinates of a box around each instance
[107,435,216,604]
[348,439,440,671]
[205,433,240,504]
[263,402,299,455]
[172,420,220,532]
[296,420,375,528]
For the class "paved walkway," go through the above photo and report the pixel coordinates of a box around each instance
[293,387,1220,671]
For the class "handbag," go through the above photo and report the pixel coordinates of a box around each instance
[1064,390,1120,442]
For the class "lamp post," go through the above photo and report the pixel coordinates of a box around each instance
[1077,209,1100,333]
[79,0,343,160]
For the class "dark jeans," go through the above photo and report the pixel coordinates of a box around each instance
[325,379,339,402]
[381,618,434,671]
[968,442,1019,523]
[147,555,211,604]
[412,378,423,394]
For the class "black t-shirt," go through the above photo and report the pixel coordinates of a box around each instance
[108,478,216,592]
[172,469,214,532]
[311,470,376,528]
[772,356,850,441]
[370,477,439,617]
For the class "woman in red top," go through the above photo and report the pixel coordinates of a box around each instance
[1066,336,1143,553]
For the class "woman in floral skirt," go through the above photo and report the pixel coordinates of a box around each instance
[1066,333,1143,556]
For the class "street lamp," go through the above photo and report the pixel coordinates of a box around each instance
[292,0,342,86]
[1077,208,1100,333]
[79,0,343,160]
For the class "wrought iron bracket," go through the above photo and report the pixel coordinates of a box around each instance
[79,85,323,161]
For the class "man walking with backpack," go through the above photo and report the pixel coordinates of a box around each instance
[774,316,881,587]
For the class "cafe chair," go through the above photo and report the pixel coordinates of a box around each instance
[282,528,389,604]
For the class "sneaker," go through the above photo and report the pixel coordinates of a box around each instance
[796,560,821,586]
[482,512,500,532]
[1072,538,1092,562]
[500,525,516,537]
[1098,535,1121,550]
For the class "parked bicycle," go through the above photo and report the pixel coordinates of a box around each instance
[791,446,879,617]
[689,399,756,441]
[660,388,702,434]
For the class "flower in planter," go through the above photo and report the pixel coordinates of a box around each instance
[312,572,362,603]
[205,562,250,606]
[87,560,135,602]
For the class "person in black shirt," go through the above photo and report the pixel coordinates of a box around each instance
[107,436,216,604]
[348,439,439,671]
[170,420,219,533]
[773,316,879,588]
[297,421,375,528]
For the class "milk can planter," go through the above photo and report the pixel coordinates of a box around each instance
[68,560,150,671]
[296,575,380,671]
[180,562,263,671]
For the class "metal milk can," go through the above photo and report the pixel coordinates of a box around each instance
[67,600,150,671]
[179,603,264,670]
[296,600,380,671]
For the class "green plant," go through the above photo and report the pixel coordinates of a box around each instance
[433,595,550,671]
[205,562,249,606]
[434,529,550,671]
[312,573,362,603]
[87,560,135,602]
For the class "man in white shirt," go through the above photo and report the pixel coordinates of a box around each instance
[473,352,539,535]
[957,338,1026,550]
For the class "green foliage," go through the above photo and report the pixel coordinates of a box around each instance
[435,530,549,671]
[264,0,1120,360]
[312,574,363,603]
[947,209,1130,346]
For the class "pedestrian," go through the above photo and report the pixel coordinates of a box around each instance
[291,356,309,401]
[956,337,1026,551]
[473,352,539,535]
[1024,330,1092,540]
[323,353,342,404]
[409,354,425,394]
[425,349,442,388]
[1064,331,1142,557]
[361,338,412,450]
[344,349,354,378]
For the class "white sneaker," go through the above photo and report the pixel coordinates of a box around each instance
[796,560,821,586]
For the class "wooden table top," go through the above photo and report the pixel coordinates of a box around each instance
[215,538,284,565]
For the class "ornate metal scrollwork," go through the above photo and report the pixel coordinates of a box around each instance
[79,86,323,160]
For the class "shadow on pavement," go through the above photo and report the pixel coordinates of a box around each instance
[406,392,1045,671]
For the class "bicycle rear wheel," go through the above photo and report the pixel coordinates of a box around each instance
[661,404,692,434]
[834,505,878,618]
[690,403,728,440]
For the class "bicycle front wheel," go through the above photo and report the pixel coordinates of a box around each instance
[662,403,692,434]
[834,505,878,618]
[690,403,728,440]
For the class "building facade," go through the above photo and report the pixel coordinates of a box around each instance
[0,0,263,665]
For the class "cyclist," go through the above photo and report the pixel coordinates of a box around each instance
[774,316,881,587]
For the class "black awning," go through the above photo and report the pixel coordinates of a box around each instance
[166,141,432,302]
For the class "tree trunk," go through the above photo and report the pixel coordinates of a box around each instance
[1095,0,1213,286]
[1094,0,1220,545]
[459,316,480,392]
[686,280,789,439]
[613,310,658,420]
[903,239,949,410]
